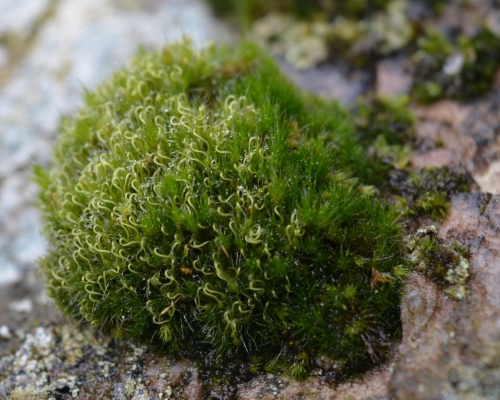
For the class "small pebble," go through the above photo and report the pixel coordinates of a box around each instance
[0,324,12,339]
[443,53,464,76]
[8,298,33,313]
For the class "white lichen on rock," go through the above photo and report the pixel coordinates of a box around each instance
[443,256,470,300]
[406,225,470,301]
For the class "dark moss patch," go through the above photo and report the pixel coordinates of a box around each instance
[352,95,414,183]
[409,26,500,103]
[206,0,393,24]
[388,166,474,220]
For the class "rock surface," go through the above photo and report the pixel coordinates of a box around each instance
[391,193,500,400]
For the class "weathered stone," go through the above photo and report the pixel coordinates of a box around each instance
[238,369,390,400]
[281,62,371,105]
[390,193,500,400]
[410,96,500,195]
[411,102,475,170]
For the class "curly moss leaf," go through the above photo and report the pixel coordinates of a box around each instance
[37,39,405,377]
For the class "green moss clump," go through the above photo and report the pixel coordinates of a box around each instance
[35,39,405,377]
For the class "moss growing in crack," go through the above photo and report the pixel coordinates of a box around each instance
[35,39,405,379]
[350,97,474,222]
[406,226,470,300]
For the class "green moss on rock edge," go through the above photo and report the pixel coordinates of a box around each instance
[35,39,405,377]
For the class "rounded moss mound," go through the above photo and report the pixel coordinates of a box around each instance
[36,40,404,376]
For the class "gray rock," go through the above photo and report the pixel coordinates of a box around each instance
[0,0,51,37]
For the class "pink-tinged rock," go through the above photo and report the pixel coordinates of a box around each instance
[142,356,173,394]
[182,369,204,400]
[415,101,471,129]
[390,193,500,400]
[238,368,390,400]
[410,97,500,194]
[411,120,476,169]
[411,101,476,170]
[493,68,500,91]
[459,97,500,193]
[376,58,413,97]
[474,160,500,197]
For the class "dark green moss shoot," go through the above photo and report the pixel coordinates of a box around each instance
[353,95,414,176]
[354,95,415,147]
[35,39,405,379]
